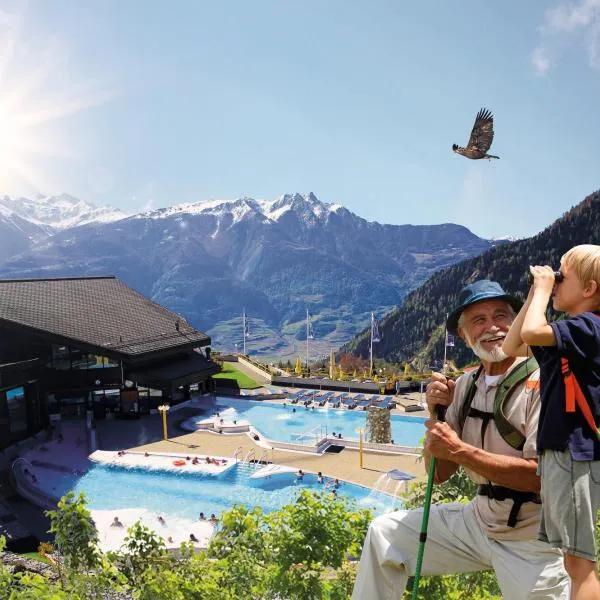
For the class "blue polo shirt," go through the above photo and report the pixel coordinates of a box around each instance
[530,312,600,461]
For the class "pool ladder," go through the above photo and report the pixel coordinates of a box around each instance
[232,446,243,463]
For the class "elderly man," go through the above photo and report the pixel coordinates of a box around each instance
[352,280,569,599]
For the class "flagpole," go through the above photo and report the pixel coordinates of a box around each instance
[370,312,374,377]
[443,328,448,372]
[306,308,310,371]
[243,308,246,356]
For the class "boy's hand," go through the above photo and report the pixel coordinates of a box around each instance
[426,372,455,417]
[529,265,555,296]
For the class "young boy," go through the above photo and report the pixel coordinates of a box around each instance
[503,244,600,600]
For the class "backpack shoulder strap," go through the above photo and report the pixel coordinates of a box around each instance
[458,365,484,435]
[493,356,539,450]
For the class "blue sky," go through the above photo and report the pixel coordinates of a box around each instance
[1,0,599,239]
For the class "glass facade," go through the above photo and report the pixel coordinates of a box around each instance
[49,345,119,370]
[6,387,27,434]
[0,383,43,450]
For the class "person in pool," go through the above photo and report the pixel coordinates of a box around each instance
[111,516,124,528]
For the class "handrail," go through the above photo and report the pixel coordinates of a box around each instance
[257,449,269,465]
[232,446,243,462]
[243,448,256,464]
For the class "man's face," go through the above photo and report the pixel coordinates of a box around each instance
[458,299,514,363]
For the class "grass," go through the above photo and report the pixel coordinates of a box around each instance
[212,362,261,389]
[19,552,52,565]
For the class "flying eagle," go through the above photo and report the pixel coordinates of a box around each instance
[452,108,499,160]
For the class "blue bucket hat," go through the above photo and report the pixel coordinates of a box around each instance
[446,280,522,335]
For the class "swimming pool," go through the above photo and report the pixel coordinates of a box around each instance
[191,397,426,447]
[46,461,397,519]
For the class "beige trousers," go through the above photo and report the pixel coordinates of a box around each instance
[351,501,569,600]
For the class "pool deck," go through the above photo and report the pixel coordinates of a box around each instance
[129,428,426,489]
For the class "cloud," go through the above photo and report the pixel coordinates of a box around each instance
[533,0,600,73]
[531,46,552,75]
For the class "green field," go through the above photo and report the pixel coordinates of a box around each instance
[212,362,260,389]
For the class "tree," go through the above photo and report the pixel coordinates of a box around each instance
[264,490,371,600]
[46,491,100,574]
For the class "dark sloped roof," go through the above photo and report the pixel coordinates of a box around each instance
[0,276,210,358]
[129,350,220,390]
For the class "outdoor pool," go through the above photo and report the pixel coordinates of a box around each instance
[191,396,426,447]
[47,461,397,519]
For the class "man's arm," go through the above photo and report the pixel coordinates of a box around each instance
[424,441,459,483]
[424,372,459,483]
[521,266,557,347]
[425,421,540,492]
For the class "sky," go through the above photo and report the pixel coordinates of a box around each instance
[0,0,599,239]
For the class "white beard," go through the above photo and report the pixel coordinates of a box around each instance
[467,335,508,363]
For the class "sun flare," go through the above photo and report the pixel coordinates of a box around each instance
[0,7,117,196]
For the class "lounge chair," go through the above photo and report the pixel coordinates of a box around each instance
[357,399,372,410]
[316,394,329,407]
[378,397,396,410]
[342,398,357,410]
[328,397,341,408]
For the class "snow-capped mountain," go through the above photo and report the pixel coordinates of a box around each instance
[136,193,342,226]
[0,192,496,355]
[0,193,127,231]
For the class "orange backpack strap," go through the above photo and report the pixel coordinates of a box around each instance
[561,357,600,440]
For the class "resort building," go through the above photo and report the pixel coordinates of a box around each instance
[0,276,218,451]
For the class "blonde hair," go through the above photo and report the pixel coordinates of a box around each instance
[561,245,600,295]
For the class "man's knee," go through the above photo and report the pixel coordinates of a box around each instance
[363,511,416,561]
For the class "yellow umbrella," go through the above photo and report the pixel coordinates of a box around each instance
[295,356,302,375]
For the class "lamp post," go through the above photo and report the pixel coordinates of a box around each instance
[355,427,364,469]
[158,404,170,441]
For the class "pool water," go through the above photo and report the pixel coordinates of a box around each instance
[199,397,426,447]
[49,462,397,519]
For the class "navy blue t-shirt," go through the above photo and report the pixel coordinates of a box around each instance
[531,312,600,461]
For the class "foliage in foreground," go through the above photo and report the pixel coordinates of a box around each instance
[10,466,571,598]
[0,490,370,600]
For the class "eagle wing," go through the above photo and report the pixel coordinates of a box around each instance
[465,108,494,154]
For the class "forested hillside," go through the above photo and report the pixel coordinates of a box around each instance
[343,190,600,367]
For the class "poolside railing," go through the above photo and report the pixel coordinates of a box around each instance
[232,446,243,462]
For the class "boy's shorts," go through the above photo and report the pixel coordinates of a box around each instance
[538,449,600,561]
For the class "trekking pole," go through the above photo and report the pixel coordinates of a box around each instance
[410,403,445,600]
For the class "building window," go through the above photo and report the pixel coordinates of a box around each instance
[50,345,70,370]
[6,387,27,434]
[70,348,89,370]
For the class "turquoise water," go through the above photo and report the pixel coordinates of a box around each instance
[48,462,393,519]
[201,397,426,447]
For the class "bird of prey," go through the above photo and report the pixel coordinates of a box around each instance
[452,108,499,160]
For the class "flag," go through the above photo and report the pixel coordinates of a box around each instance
[371,313,381,343]
[244,312,250,338]
[445,331,455,347]
[307,312,314,339]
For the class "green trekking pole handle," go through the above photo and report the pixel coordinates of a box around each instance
[410,404,446,600]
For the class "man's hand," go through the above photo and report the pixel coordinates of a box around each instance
[425,419,464,461]
[425,372,455,417]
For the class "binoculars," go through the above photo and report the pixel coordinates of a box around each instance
[528,271,564,284]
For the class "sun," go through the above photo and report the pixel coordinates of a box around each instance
[0,7,118,196]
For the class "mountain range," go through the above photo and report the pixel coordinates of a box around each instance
[341,189,600,369]
[0,192,499,357]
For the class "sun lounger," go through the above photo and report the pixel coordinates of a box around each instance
[342,398,357,410]
[328,397,341,408]
[357,399,372,410]
[378,397,396,410]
